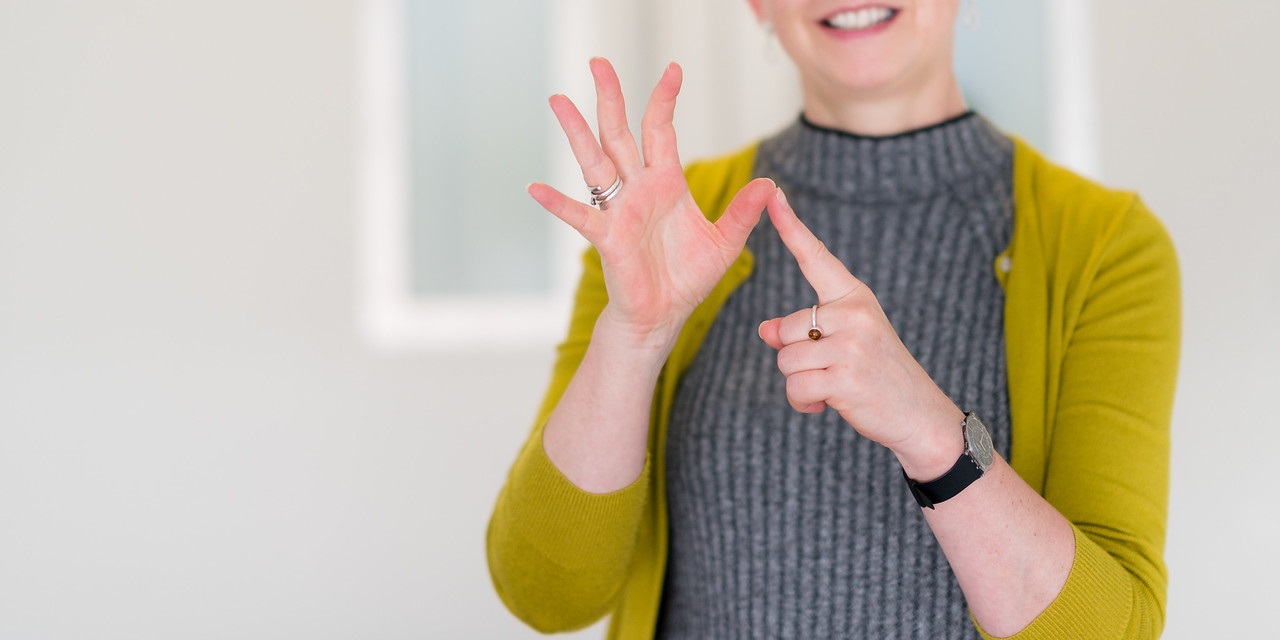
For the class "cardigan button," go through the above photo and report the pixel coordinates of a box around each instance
[998,256,1012,273]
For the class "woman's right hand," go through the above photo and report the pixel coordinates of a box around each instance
[527,58,776,347]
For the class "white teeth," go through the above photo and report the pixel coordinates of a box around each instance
[826,7,894,31]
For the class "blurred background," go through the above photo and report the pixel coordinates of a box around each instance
[1,0,1276,638]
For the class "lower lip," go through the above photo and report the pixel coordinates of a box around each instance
[819,13,898,40]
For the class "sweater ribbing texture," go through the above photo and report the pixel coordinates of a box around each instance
[656,113,1015,639]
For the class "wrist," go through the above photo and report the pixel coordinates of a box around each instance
[593,305,686,370]
[893,405,966,481]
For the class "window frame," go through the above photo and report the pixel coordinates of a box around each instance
[355,0,1096,353]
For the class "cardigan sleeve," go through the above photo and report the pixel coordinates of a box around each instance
[486,247,651,633]
[979,198,1180,639]
[486,148,758,636]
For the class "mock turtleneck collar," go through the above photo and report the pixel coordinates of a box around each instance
[759,111,1012,204]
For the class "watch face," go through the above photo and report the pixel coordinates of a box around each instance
[965,413,995,470]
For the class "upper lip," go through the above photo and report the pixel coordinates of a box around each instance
[818,3,902,23]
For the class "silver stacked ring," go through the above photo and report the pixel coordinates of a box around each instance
[589,176,623,209]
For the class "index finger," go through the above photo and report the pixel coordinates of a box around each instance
[766,188,862,304]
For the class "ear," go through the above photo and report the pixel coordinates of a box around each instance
[745,0,765,23]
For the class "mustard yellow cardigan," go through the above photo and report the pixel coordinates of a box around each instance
[488,139,1179,639]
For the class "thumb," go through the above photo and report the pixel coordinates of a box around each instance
[757,317,785,350]
[714,177,776,252]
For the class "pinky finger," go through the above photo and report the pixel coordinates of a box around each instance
[527,182,601,242]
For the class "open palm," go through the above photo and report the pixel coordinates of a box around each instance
[527,58,775,341]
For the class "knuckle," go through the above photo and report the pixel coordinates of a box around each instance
[785,374,808,398]
[807,240,830,263]
[785,389,805,411]
[853,302,885,328]
[775,349,793,374]
[786,377,819,410]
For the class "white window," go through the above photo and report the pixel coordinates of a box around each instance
[357,0,1093,353]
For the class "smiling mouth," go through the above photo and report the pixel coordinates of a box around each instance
[822,7,899,31]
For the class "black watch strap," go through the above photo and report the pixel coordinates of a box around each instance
[903,453,984,510]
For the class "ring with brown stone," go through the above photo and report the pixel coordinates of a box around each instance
[808,304,822,341]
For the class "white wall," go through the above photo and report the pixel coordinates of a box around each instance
[0,1,566,638]
[1093,2,1280,636]
[0,1,1273,638]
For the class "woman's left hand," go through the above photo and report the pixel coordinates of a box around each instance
[756,188,964,478]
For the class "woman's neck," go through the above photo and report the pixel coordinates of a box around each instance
[799,73,968,138]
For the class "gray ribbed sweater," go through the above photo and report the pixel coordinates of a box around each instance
[655,113,1014,639]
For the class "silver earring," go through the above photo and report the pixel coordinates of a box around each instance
[963,0,980,31]
[762,21,779,61]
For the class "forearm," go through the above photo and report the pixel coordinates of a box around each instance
[885,406,1072,636]
[912,453,1075,636]
[541,305,682,493]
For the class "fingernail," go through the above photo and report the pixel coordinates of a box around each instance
[777,189,788,206]
[757,320,767,339]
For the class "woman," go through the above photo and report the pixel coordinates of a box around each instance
[488,1,1179,638]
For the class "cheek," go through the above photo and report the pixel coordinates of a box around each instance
[902,3,960,65]
[923,0,963,20]
[915,0,961,38]
[769,21,818,66]
[757,0,794,26]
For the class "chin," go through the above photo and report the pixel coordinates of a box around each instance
[812,59,914,97]
[781,2,956,101]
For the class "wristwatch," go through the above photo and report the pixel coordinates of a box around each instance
[903,412,995,509]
